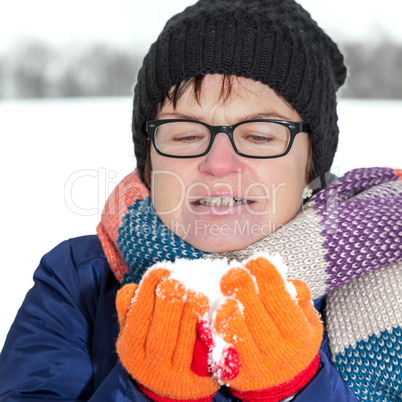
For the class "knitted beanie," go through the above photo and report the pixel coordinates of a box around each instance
[132,0,347,183]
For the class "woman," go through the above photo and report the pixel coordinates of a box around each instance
[1,0,401,401]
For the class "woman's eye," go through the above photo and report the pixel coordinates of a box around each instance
[246,134,274,143]
[172,133,205,142]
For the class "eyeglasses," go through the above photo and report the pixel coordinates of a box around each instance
[146,119,311,159]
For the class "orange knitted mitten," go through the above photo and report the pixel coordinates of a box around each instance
[213,256,323,401]
[116,268,219,402]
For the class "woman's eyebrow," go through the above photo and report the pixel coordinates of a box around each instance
[157,111,294,122]
[241,112,293,121]
[158,112,199,120]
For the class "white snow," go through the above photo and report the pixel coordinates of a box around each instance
[148,254,294,308]
[1,97,401,350]
[165,258,231,305]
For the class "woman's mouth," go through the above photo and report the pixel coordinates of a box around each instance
[193,197,253,207]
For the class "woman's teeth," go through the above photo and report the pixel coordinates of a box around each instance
[196,197,251,206]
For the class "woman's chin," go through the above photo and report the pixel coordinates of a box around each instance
[183,231,266,253]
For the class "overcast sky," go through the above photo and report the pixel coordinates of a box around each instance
[2,0,402,52]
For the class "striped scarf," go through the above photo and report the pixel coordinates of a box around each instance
[97,167,402,401]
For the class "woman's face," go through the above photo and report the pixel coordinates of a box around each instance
[150,75,309,252]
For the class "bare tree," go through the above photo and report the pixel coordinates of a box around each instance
[341,40,402,99]
[56,43,141,97]
[0,56,4,99]
[8,41,55,98]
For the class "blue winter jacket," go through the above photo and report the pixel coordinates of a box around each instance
[0,236,357,401]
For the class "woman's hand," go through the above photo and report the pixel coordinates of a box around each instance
[116,268,219,402]
[213,256,323,401]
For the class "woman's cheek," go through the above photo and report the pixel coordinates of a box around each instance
[152,171,183,217]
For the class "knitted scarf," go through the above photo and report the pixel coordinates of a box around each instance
[97,167,402,401]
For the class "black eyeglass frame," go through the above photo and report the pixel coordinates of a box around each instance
[145,119,311,159]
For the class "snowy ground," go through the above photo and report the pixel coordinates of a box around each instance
[1,97,401,349]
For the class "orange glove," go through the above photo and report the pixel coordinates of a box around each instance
[212,256,323,401]
[116,268,219,402]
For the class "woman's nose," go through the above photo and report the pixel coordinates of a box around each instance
[198,133,245,177]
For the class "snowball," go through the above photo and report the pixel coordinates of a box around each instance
[165,257,232,306]
[144,253,298,305]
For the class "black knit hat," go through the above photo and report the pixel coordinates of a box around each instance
[132,0,347,183]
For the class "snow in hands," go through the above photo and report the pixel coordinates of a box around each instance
[145,252,297,383]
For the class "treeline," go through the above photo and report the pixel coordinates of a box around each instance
[0,42,142,98]
[0,39,401,99]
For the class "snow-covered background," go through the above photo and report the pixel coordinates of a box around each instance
[1,97,401,348]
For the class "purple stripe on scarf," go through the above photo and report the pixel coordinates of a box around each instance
[312,167,402,292]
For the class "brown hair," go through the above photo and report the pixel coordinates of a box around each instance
[143,75,315,189]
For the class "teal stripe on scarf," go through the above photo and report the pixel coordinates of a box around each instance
[334,326,402,401]
[117,197,207,284]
